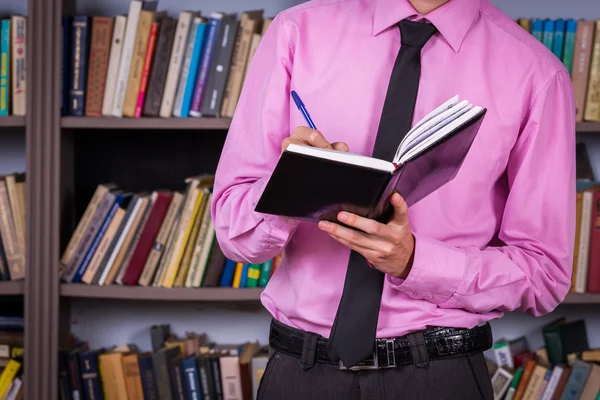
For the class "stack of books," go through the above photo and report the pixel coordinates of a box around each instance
[0,315,24,400]
[63,0,271,119]
[60,324,269,400]
[515,18,600,122]
[487,318,599,400]
[0,173,25,282]
[0,16,26,117]
[59,176,279,289]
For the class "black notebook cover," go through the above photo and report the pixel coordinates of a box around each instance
[255,109,486,223]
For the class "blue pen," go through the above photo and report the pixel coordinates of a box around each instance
[291,90,317,130]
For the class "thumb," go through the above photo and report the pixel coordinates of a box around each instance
[389,192,409,226]
[331,142,349,152]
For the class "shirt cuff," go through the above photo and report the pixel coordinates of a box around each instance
[252,176,299,249]
[387,233,466,304]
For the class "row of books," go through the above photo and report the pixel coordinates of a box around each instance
[515,18,600,123]
[63,0,271,119]
[59,177,279,289]
[488,317,599,400]
[0,16,26,117]
[60,324,268,400]
[0,315,24,400]
[0,173,25,282]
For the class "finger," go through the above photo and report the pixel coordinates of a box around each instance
[336,211,393,239]
[327,233,380,260]
[389,192,409,226]
[318,220,380,250]
[291,127,333,149]
[331,142,349,152]
[281,137,306,152]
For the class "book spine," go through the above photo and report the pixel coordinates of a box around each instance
[576,191,594,292]
[197,357,213,400]
[531,19,543,41]
[101,15,127,116]
[59,350,73,400]
[182,357,201,400]
[181,22,207,117]
[246,264,261,288]
[135,21,159,118]
[561,362,591,400]
[587,191,600,293]
[152,352,173,400]
[173,18,199,118]
[138,355,159,400]
[189,15,221,116]
[584,21,600,122]
[542,20,554,51]
[552,19,565,60]
[0,20,10,116]
[258,260,273,287]
[518,19,531,33]
[122,354,145,400]
[62,192,115,282]
[68,16,90,116]
[200,15,238,117]
[219,259,236,287]
[0,234,10,280]
[209,357,223,400]
[69,352,83,400]
[562,20,577,75]
[159,12,192,118]
[61,17,70,116]
[170,358,186,400]
[111,0,144,117]
[10,16,25,116]
[142,17,176,117]
[540,367,563,400]
[573,21,595,122]
[0,182,23,280]
[78,352,103,400]
[85,17,114,116]
[201,239,226,287]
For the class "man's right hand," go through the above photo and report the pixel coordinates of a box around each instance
[281,127,349,153]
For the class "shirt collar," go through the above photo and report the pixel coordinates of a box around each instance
[372,0,480,52]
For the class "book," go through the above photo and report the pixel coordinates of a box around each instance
[255,96,486,223]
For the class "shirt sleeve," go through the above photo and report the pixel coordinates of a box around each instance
[388,70,576,317]
[211,14,299,264]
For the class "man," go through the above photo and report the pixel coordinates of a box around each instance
[211,0,575,398]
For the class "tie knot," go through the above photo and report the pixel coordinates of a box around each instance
[398,19,437,49]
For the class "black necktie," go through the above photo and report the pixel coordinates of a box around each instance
[326,19,438,368]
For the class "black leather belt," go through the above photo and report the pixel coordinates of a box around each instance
[269,319,493,371]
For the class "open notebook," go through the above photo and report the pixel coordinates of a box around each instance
[255,96,487,223]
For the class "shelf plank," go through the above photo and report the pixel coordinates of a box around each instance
[0,280,24,295]
[62,117,232,130]
[60,284,263,301]
[562,292,600,304]
[577,122,600,133]
[0,117,25,127]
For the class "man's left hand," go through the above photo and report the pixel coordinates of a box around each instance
[318,193,415,279]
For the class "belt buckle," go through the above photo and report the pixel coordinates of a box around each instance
[338,350,379,371]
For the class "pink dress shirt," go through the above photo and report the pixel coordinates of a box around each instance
[211,0,576,339]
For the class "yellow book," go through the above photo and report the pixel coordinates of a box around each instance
[233,263,244,288]
[174,190,206,287]
[584,20,600,121]
[518,19,531,33]
[0,359,21,398]
[571,192,583,292]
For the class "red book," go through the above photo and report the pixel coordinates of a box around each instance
[121,191,172,285]
[135,21,159,118]
[587,191,600,292]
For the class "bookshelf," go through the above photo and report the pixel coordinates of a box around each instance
[61,116,232,130]
[0,117,26,128]
[577,123,600,133]
[0,281,25,296]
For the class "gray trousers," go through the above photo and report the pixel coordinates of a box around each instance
[257,336,494,400]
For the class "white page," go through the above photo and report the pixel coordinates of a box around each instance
[402,95,459,145]
[396,101,471,160]
[285,144,395,172]
[398,106,483,164]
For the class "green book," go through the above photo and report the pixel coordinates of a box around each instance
[562,20,578,75]
[504,367,523,400]
[542,20,555,51]
[0,19,10,116]
[245,263,262,288]
[258,260,273,288]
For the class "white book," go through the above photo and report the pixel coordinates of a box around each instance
[5,377,22,400]
[173,16,201,117]
[101,15,127,116]
[98,197,144,285]
[111,0,157,117]
[11,16,26,116]
[540,366,564,400]
[159,11,193,118]
[576,190,594,293]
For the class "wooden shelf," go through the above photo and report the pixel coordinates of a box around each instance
[561,292,600,304]
[61,117,232,130]
[60,284,263,301]
[577,122,600,133]
[0,280,24,296]
[0,116,25,127]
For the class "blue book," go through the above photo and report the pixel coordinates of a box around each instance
[139,353,158,400]
[181,20,208,117]
[542,20,555,51]
[72,193,129,283]
[68,16,90,116]
[239,263,250,288]
[560,360,591,400]
[219,259,237,286]
[0,19,10,116]
[531,19,544,41]
[78,349,104,400]
[552,19,565,59]
[189,14,221,116]
[182,356,202,400]
[563,20,578,74]
[61,16,71,116]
